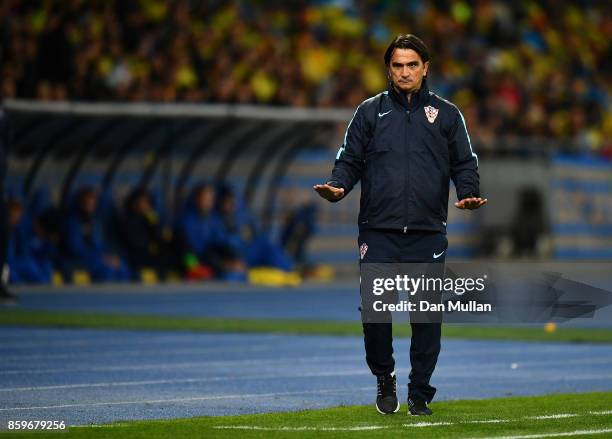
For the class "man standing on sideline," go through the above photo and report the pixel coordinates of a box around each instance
[314,34,486,416]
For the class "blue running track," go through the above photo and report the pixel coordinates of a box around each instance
[1,327,612,426]
[1,283,612,426]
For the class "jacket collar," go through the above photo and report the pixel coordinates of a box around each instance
[388,78,430,111]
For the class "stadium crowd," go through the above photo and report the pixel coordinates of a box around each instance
[0,0,610,155]
[7,184,317,284]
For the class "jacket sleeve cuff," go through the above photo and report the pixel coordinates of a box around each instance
[326,180,344,189]
[457,190,481,201]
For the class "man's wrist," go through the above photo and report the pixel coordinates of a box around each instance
[458,192,480,200]
[326,180,344,190]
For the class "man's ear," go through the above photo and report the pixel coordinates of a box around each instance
[423,61,430,77]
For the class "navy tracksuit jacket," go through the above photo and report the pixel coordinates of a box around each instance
[328,80,480,234]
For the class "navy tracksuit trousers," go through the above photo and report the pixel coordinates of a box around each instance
[358,228,447,403]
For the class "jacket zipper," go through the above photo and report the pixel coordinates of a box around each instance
[403,109,410,234]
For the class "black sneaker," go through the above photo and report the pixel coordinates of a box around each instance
[375,372,400,414]
[408,398,432,416]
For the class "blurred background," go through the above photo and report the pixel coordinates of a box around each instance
[2,0,611,286]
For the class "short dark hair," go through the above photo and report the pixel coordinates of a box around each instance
[384,34,430,65]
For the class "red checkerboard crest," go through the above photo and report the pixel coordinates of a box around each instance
[424,105,439,123]
[359,243,368,260]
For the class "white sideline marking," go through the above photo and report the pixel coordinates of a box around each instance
[215,426,385,431]
[0,386,371,411]
[215,411,612,433]
[526,414,578,420]
[215,426,612,435]
[589,410,612,415]
[404,421,454,427]
[400,410,611,428]
[472,428,612,438]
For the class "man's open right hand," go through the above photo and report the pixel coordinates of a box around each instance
[313,183,345,201]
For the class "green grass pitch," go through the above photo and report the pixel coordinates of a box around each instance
[3,392,611,438]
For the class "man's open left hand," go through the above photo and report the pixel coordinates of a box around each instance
[454,197,487,209]
[313,183,345,201]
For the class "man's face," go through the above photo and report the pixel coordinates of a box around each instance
[388,48,429,95]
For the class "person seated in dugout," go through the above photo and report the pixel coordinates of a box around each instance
[6,198,54,284]
[118,187,185,280]
[216,185,292,271]
[62,186,130,282]
[177,183,245,281]
[281,202,318,267]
